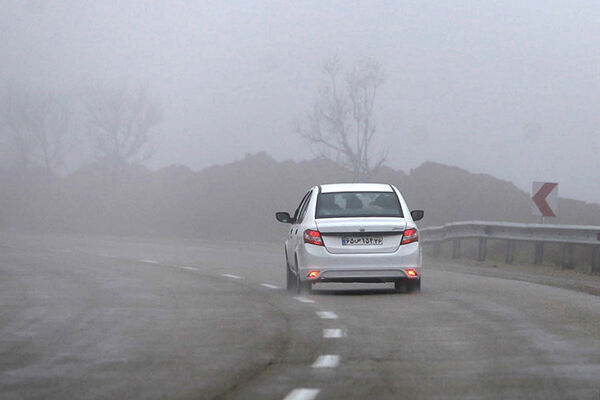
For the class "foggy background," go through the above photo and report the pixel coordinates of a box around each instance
[1,0,599,203]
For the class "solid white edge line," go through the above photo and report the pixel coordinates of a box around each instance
[283,388,320,400]
[293,296,315,304]
[323,328,345,338]
[260,283,281,289]
[312,354,340,368]
[221,273,244,280]
[316,311,338,319]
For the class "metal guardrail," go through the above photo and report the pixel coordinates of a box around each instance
[420,221,600,272]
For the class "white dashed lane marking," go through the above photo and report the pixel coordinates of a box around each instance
[316,311,338,319]
[260,283,281,289]
[140,259,159,264]
[283,388,320,400]
[312,354,340,368]
[323,328,345,338]
[221,273,244,280]
[179,266,199,271]
[293,296,315,304]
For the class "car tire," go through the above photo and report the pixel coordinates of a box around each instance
[286,265,296,291]
[295,258,303,294]
[295,273,302,293]
[294,257,313,294]
[285,247,295,291]
[406,279,421,293]
[299,280,312,293]
[394,280,406,293]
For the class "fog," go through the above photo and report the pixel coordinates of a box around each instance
[1,1,599,203]
[3,4,600,398]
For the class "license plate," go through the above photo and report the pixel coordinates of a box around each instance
[341,236,383,246]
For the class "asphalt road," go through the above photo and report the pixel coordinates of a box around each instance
[1,232,599,399]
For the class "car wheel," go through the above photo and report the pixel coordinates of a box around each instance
[286,265,296,291]
[294,258,303,293]
[406,279,421,293]
[293,256,314,293]
[295,272,302,293]
[300,280,312,293]
[394,280,406,293]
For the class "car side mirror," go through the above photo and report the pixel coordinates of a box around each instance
[410,210,424,221]
[276,212,295,224]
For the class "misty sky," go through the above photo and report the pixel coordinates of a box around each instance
[1,1,599,203]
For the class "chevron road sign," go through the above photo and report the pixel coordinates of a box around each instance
[531,182,558,217]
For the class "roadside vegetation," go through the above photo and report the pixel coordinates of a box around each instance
[1,152,599,243]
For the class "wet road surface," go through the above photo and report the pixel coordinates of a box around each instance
[1,233,599,399]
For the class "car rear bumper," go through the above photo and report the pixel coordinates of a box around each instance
[296,241,422,283]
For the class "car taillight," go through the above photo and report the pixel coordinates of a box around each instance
[307,270,320,279]
[304,229,324,246]
[401,228,418,245]
[405,268,418,277]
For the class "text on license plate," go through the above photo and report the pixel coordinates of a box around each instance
[341,236,383,246]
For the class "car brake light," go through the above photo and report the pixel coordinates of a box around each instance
[405,268,418,277]
[304,229,324,246]
[401,228,418,245]
[307,270,320,279]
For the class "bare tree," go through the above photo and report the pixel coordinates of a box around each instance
[83,85,161,177]
[31,96,70,177]
[0,83,37,169]
[0,83,70,175]
[297,56,386,181]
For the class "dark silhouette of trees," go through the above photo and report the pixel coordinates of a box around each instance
[83,84,161,179]
[0,82,71,176]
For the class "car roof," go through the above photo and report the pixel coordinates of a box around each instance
[319,183,394,193]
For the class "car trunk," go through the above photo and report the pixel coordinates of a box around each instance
[315,217,407,254]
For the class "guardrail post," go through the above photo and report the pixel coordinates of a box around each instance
[432,242,441,258]
[593,246,600,274]
[561,244,574,269]
[477,238,487,261]
[452,239,461,259]
[420,222,600,274]
[534,242,544,265]
[505,240,516,264]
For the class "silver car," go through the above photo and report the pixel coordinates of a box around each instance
[276,183,424,293]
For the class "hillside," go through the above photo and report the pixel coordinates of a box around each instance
[1,153,599,240]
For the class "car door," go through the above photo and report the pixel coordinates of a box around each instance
[287,190,312,268]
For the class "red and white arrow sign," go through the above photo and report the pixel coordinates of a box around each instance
[531,182,558,217]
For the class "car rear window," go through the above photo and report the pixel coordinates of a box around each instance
[316,192,403,218]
